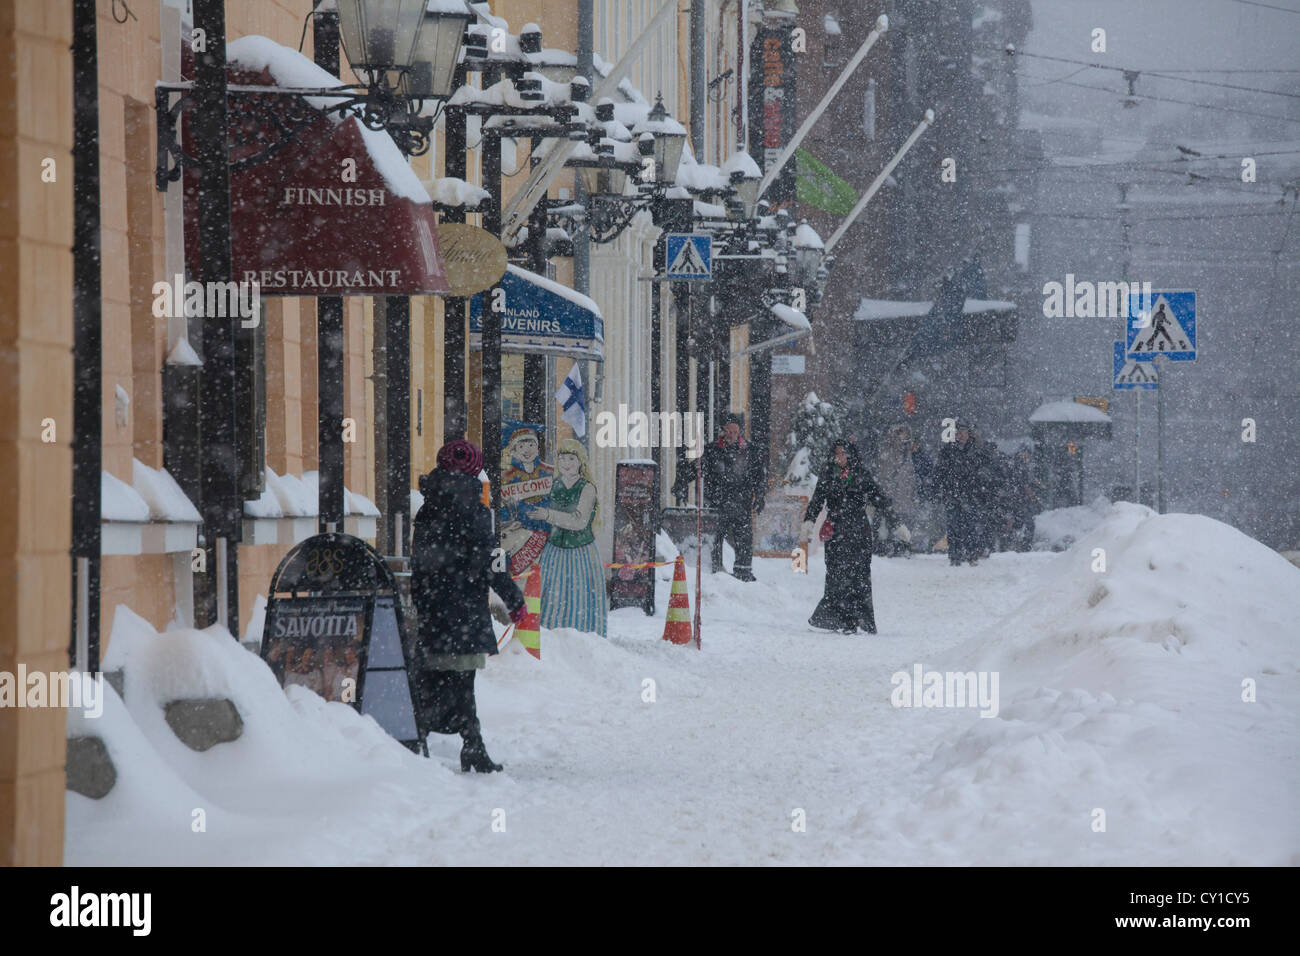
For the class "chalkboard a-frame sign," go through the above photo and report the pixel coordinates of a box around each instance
[262,532,427,755]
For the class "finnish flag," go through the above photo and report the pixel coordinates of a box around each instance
[555,363,586,437]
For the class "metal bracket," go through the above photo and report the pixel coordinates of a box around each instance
[154,81,442,191]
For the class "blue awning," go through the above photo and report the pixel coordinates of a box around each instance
[469,265,604,361]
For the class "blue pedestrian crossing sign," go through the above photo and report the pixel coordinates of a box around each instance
[665,233,712,280]
[1113,341,1159,390]
[1126,290,1196,361]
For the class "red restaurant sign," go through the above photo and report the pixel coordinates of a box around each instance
[183,40,449,296]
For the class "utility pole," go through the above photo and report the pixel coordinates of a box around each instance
[315,7,346,532]
[193,0,239,632]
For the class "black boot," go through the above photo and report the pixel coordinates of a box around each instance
[460,719,503,773]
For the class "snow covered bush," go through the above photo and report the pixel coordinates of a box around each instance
[783,391,844,490]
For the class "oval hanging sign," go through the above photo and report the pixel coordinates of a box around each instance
[437,223,508,297]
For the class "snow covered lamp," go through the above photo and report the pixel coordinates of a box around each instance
[335,0,429,89]
[764,0,800,20]
[403,1,475,99]
[633,94,687,186]
[793,219,825,286]
[722,150,762,220]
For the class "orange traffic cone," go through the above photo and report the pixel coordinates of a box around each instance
[515,568,541,659]
[662,555,692,645]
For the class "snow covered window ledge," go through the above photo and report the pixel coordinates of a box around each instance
[242,468,380,546]
[101,472,148,556]
[101,463,202,556]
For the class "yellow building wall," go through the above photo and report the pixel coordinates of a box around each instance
[0,0,74,868]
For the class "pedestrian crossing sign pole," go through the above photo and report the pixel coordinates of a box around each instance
[1122,291,1196,514]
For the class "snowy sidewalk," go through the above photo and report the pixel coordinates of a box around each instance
[67,505,1300,865]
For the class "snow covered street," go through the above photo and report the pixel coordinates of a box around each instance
[66,504,1299,866]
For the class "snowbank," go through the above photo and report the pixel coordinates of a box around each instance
[890,504,1300,865]
[1033,494,1110,551]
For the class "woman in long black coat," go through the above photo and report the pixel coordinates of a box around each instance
[411,440,526,772]
[800,439,898,634]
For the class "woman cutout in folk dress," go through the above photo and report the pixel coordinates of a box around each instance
[530,439,609,638]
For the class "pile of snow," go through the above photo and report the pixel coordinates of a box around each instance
[67,607,429,864]
[1033,494,1110,551]
[876,504,1300,865]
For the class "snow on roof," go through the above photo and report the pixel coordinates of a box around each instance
[794,222,824,249]
[504,264,603,318]
[1029,400,1112,424]
[634,110,689,138]
[676,152,728,192]
[853,297,1017,321]
[102,471,150,523]
[132,459,201,523]
[771,303,811,331]
[468,1,506,29]
[854,299,931,321]
[693,199,728,219]
[721,150,761,180]
[225,36,428,204]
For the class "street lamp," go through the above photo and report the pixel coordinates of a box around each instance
[721,150,761,220]
[632,93,687,187]
[403,1,475,99]
[792,218,826,287]
[335,0,429,89]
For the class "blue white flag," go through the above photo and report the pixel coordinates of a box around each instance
[556,363,586,437]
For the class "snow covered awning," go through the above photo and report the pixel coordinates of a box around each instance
[181,36,450,296]
[1029,400,1112,442]
[468,264,605,361]
[853,297,1017,321]
[1029,400,1111,424]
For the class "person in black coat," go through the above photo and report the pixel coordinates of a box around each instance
[935,423,995,565]
[675,415,766,581]
[411,439,527,773]
[799,439,898,634]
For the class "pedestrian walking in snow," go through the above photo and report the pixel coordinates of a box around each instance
[874,424,921,556]
[530,438,609,637]
[799,439,902,633]
[411,439,528,773]
[935,422,992,565]
[677,414,766,581]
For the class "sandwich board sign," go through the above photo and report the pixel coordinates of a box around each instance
[262,533,426,754]
[665,234,712,280]
[1113,341,1159,390]
[1126,291,1196,361]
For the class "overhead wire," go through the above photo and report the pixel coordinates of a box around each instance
[1011,50,1300,100]
[1011,69,1300,125]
